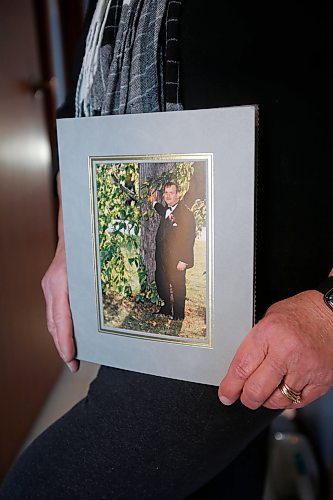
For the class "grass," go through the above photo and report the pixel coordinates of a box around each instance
[103,240,207,340]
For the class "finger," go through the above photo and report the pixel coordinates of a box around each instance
[263,375,309,409]
[218,329,268,405]
[239,358,285,410]
[264,389,300,410]
[66,359,80,373]
[52,330,79,373]
[52,294,80,373]
[294,384,332,408]
[51,290,74,360]
[45,288,78,371]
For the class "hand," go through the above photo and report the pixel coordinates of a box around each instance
[41,239,79,373]
[149,189,158,204]
[218,290,333,410]
[177,261,187,271]
[41,174,79,373]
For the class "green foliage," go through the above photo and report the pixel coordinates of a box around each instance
[97,162,140,299]
[135,256,161,305]
[191,199,206,237]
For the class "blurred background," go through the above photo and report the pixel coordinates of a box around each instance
[0,1,332,498]
[0,0,90,481]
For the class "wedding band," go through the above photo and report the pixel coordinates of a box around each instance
[278,382,302,404]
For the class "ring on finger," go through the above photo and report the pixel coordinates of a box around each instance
[278,381,302,404]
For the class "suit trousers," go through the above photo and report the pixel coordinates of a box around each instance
[155,260,186,318]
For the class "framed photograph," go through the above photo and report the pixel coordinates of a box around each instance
[57,106,257,385]
[90,154,212,346]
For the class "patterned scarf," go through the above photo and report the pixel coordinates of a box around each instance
[75,0,183,117]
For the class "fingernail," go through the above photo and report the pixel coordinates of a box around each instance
[66,362,75,373]
[60,347,71,363]
[219,395,232,406]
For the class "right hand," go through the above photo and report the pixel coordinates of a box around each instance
[41,174,79,372]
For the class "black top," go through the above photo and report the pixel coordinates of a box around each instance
[58,0,333,317]
[180,1,333,316]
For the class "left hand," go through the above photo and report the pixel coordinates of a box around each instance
[218,290,333,410]
[177,261,187,271]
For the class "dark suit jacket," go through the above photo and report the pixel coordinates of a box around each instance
[155,201,196,270]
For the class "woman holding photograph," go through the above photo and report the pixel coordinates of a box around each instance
[2,1,333,498]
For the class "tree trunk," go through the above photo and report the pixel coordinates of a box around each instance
[139,162,174,283]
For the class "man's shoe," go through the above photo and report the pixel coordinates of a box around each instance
[154,306,172,316]
[173,314,184,321]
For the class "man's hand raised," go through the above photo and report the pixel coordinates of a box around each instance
[149,189,158,204]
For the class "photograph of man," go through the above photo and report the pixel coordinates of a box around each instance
[151,181,196,320]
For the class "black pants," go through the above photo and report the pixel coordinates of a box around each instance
[1,367,279,499]
[155,260,186,318]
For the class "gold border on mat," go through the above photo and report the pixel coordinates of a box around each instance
[88,153,213,348]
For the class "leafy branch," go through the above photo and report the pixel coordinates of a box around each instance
[110,167,138,202]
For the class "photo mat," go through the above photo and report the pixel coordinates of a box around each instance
[90,154,213,346]
[57,106,256,384]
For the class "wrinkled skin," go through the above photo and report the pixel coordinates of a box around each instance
[218,289,333,409]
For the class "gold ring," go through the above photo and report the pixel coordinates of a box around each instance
[278,382,302,404]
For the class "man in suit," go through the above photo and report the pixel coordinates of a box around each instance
[151,181,196,320]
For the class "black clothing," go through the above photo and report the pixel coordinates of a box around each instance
[1,368,273,500]
[155,263,186,318]
[155,201,195,269]
[154,201,195,318]
[180,1,333,317]
[155,261,186,319]
[2,1,332,499]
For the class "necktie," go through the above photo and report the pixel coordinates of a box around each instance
[165,203,178,218]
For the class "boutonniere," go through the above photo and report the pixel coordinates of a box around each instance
[168,213,178,227]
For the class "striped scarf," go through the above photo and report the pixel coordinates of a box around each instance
[75,0,183,117]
